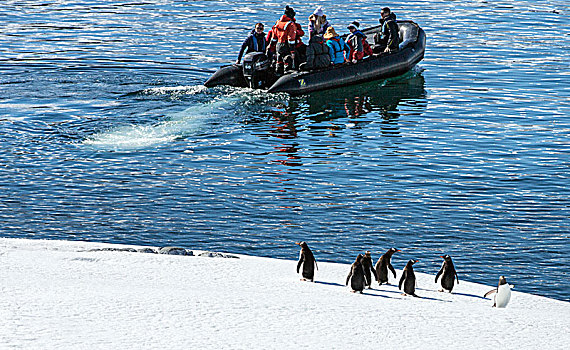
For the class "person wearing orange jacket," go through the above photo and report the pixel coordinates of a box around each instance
[270,5,299,74]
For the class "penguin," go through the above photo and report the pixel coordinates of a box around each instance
[346,254,368,293]
[362,251,378,289]
[399,259,419,296]
[484,276,513,308]
[374,248,400,285]
[296,241,318,282]
[435,254,459,293]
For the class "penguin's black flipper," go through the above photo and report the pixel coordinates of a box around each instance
[398,270,406,290]
[455,271,459,284]
[484,289,497,298]
[297,255,304,273]
[362,266,369,286]
[389,264,397,279]
[371,266,378,280]
[346,270,352,286]
[435,266,443,283]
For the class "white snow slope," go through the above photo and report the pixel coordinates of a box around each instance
[1,238,568,349]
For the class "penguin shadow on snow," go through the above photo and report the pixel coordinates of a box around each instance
[362,291,398,299]
[451,292,488,300]
[313,281,398,299]
[414,294,449,302]
[313,281,345,288]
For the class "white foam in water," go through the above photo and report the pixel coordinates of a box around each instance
[140,85,209,96]
[84,96,235,150]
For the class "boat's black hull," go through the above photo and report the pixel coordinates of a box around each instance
[204,21,426,96]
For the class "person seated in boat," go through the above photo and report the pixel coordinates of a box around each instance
[346,21,373,63]
[308,7,330,40]
[236,23,267,64]
[373,7,399,54]
[270,5,300,74]
[299,34,330,71]
[324,27,350,65]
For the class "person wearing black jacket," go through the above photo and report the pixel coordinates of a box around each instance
[373,7,400,53]
[236,23,267,64]
[300,34,330,70]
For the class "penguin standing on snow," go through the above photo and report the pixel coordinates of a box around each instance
[435,254,459,293]
[484,276,513,308]
[399,259,419,296]
[375,248,400,285]
[362,251,378,289]
[296,241,318,282]
[346,254,368,293]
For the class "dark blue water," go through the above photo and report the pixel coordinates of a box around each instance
[1,1,568,301]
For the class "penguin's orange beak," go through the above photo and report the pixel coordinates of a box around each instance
[295,242,301,246]
[415,259,420,263]
[396,249,401,252]
[440,255,445,258]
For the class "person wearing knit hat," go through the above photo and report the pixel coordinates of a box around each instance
[270,5,300,74]
[346,21,373,62]
[308,6,330,40]
[284,5,295,19]
[323,26,350,65]
[347,21,359,30]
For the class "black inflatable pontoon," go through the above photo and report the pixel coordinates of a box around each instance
[204,21,425,96]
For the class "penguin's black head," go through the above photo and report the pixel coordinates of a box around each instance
[440,254,452,261]
[296,241,308,248]
[408,259,419,265]
[499,276,508,285]
[355,254,364,263]
[365,250,371,257]
[390,248,401,253]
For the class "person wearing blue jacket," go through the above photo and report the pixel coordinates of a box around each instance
[236,23,267,64]
[323,26,350,65]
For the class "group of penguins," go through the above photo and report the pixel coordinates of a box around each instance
[295,242,513,308]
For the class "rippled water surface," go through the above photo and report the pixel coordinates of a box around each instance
[1,1,569,300]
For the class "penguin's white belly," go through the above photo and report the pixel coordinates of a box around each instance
[495,284,512,308]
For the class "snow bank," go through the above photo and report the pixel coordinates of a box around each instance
[1,238,568,349]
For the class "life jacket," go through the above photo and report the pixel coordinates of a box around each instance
[327,37,347,64]
[248,30,266,52]
[273,15,297,46]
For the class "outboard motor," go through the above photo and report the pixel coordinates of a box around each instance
[242,52,270,89]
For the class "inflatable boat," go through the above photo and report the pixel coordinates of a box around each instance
[204,21,425,96]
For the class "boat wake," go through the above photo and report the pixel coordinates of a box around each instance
[83,85,288,151]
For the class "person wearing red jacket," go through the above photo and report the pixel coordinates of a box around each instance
[270,5,299,74]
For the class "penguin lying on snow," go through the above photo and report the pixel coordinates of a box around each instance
[296,241,318,282]
[375,248,400,285]
[346,254,368,293]
[399,259,419,297]
[484,276,513,308]
[362,251,377,289]
[435,255,459,293]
